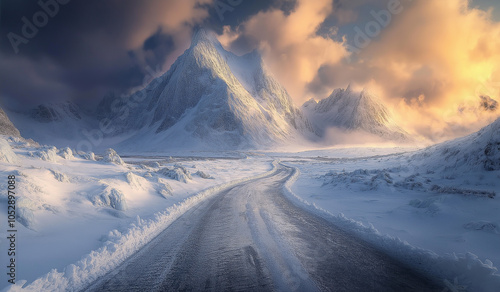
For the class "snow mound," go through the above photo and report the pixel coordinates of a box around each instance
[79,151,96,161]
[16,197,40,230]
[0,138,19,164]
[59,147,74,160]
[125,172,146,189]
[156,177,173,198]
[322,168,398,191]
[195,170,214,179]
[158,165,192,183]
[322,168,495,198]
[89,185,127,211]
[30,146,58,162]
[103,148,124,165]
[463,221,499,234]
[49,169,70,183]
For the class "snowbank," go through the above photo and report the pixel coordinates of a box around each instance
[0,138,19,164]
[4,161,279,291]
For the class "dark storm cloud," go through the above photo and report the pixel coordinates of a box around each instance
[0,0,172,109]
[479,95,498,111]
[0,0,289,111]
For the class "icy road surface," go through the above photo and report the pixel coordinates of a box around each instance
[86,165,440,291]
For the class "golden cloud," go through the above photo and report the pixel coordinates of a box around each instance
[220,0,500,142]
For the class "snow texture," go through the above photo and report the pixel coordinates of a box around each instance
[58,147,74,160]
[0,138,19,164]
[155,177,173,198]
[102,148,124,165]
[89,185,128,211]
[30,146,58,162]
[49,170,70,183]
[125,172,146,189]
[195,170,214,179]
[158,165,192,183]
[79,151,96,161]
[0,107,21,137]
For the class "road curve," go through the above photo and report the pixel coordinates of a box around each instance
[86,165,440,292]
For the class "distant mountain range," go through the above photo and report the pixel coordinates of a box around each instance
[302,85,410,142]
[3,30,413,151]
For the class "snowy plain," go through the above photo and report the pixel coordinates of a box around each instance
[0,137,274,291]
[0,133,499,291]
[273,144,500,291]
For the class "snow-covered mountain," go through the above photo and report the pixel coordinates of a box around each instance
[414,117,500,171]
[97,29,315,150]
[6,102,96,145]
[30,101,83,123]
[0,107,21,137]
[302,86,410,142]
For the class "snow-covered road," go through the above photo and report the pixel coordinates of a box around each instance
[85,165,440,291]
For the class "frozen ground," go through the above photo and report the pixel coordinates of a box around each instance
[0,136,499,291]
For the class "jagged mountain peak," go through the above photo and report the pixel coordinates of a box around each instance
[191,28,220,46]
[95,29,315,150]
[30,101,82,123]
[0,107,21,137]
[302,86,410,142]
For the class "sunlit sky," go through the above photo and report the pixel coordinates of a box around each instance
[1,0,499,142]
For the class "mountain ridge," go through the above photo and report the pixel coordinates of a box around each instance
[0,107,21,137]
[97,29,315,150]
[302,86,410,142]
